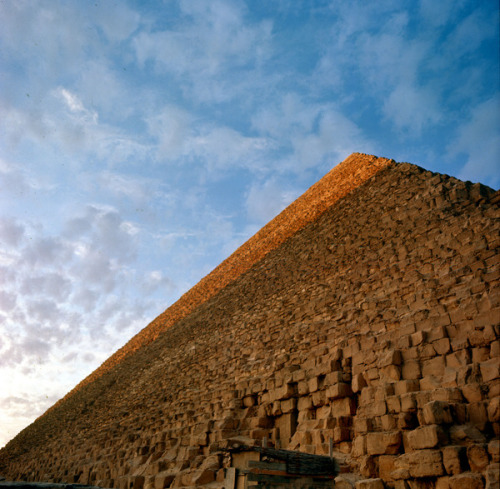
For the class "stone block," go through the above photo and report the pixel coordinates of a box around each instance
[481,359,500,382]
[422,356,446,377]
[326,382,353,400]
[395,380,420,396]
[461,383,484,403]
[467,444,489,472]
[359,455,378,478]
[378,455,397,481]
[386,396,401,414]
[353,373,368,393]
[381,365,401,381]
[404,449,444,478]
[280,398,296,414]
[366,431,402,455]
[448,472,484,489]
[331,397,356,417]
[442,446,467,475]
[421,401,453,425]
[405,425,447,450]
[488,439,500,463]
[468,401,489,428]
[488,396,500,422]
[381,414,397,431]
[354,417,372,434]
[378,349,403,368]
[400,393,417,413]
[402,360,421,380]
[485,463,499,489]
[398,412,418,430]
[355,479,385,489]
[449,425,486,445]
[352,434,367,457]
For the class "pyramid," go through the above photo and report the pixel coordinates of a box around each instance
[0,154,498,488]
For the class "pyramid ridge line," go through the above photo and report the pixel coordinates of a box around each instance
[47,152,396,413]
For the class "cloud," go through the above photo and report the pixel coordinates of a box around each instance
[246,178,301,224]
[132,0,272,103]
[452,95,500,188]
[0,218,25,247]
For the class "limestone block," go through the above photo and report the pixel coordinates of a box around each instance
[400,393,417,413]
[400,449,444,478]
[449,425,487,445]
[366,431,402,455]
[431,387,464,403]
[191,468,215,485]
[435,479,451,489]
[312,390,326,407]
[448,472,484,489]
[462,383,484,403]
[280,397,296,414]
[421,401,453,425]
[468,401,489,428]
[381,415,397,431]
[433,338,451,355]
[316,405,331,419]
[473,347,490,363]
[402,360,421,380]
[334,427,351,443]
[411,331,425,346]
[331,397,356,417]
[354,417,372,434]
[326,382,353,400]
[381,365,401,381]
[398,412,418,430]
[394,380,420,396]
[298,396,312,411]
[378,349,403,368]
[447,350,471,369]
[308,376,320,393]
[355,479,385,489]
[487,396,500,422]
[467,444,490,472]
[378,455,397,481]
[442,446,467,475]
[485,463,499,489]
[154,472,175,489]
[386,396,401,414]
[481,359,500,382]
[359,455,379,479]
[422,356,446,377]
[353,373,368,393]
[352,434,367,457]
[488,439,500,463]
[405,425,447,450]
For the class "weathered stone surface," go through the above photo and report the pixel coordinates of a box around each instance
[448,472,484,489]
[355,479,385,489]
[366,431,402,455]
[405,425,447,450]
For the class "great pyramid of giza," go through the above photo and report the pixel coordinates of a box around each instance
[0,153,498,489]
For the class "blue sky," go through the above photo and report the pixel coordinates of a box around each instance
[0,0,498,447]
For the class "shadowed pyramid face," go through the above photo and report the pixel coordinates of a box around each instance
[0,153,498,489]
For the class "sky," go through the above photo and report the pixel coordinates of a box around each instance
[0,0,498,448]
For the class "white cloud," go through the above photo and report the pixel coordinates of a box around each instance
[246,178,300,224]
[451,95,500,188]
[0,218,25,247]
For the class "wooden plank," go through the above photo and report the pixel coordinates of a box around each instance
[247,461,287,471]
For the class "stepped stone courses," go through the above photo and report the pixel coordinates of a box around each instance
[0,153,498,489]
